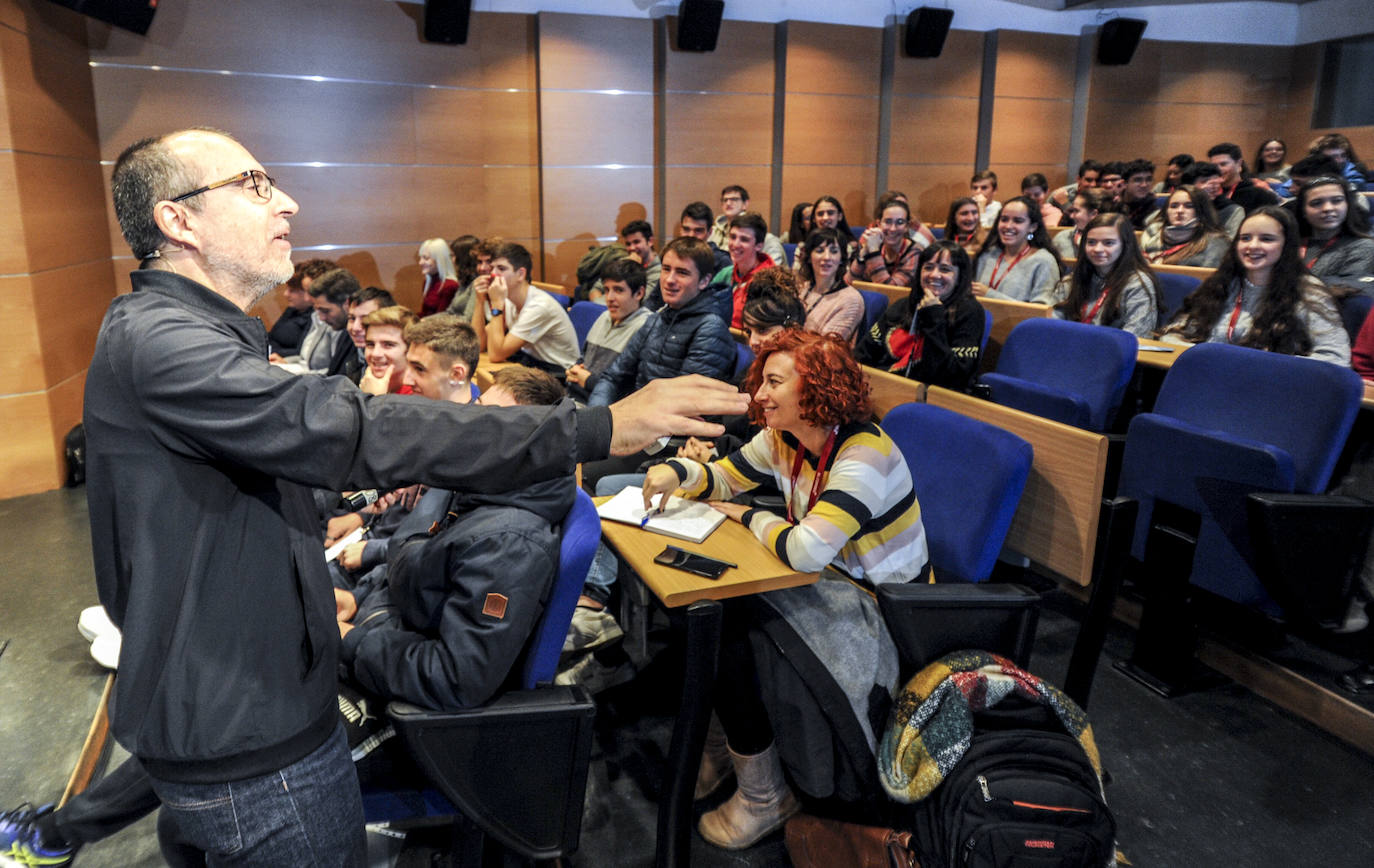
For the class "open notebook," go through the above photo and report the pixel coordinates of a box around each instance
[596,485,727,544]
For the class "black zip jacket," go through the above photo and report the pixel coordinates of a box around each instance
[83,269,609,783]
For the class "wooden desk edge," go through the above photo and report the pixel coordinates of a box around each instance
[592,496,818,607]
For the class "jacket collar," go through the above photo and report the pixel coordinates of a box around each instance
[130,268,259,322]
[130,268,270,353]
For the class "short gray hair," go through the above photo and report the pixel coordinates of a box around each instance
[110,127,233,260]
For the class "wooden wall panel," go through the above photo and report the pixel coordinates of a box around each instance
[93,1,536,91]
[13,152,109,274]
[0,153,25,274]
[0,0,112,497]
[889,29,983,223]
[0,274,45,395]
[665,17,774,94]
[541,166,654,280]
[0,390,63,496]
[989,31,1076,187]
[30,260,112,388]
[537,13,653,278]
[0,15,97,160]
[782,22,882,230]
[663,167,773,234]
[662,18,775,235]
[1085,39,1301,175]
[91,5,540,301]
[663,92,773,167]
[412,88,539,167]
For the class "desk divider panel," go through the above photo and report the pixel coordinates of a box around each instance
[923,386,1106,587]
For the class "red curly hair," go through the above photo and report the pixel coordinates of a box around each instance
[743,329,872,428]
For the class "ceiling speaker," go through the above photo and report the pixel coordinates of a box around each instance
[1098,18,1146,66]
[677,0,724,53]
[904,7,954,59]
[424,0,472,45]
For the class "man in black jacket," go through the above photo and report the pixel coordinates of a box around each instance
[0,128,746,867]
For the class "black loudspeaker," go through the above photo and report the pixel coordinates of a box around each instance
[677,0,724,52]
[1098,18,1146,65]
[904,7,954,59]
[424,0,472,45]
[43,0,156,35]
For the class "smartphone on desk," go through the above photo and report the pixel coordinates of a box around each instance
[654,545,734,580]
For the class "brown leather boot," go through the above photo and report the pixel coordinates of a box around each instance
[694,714,734,800]
[697,744,800,850]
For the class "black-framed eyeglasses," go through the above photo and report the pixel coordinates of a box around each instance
[169,169,276,203]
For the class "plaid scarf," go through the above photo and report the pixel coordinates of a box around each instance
[878,650,1102,804]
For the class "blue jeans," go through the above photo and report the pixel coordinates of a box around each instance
[148,722,365,867]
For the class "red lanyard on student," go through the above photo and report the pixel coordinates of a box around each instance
[1081,290,1109,324]
[988,246,1031,293]
[787,426,839,524]
[1226,287,1245,342]
[1302,237,1338,270]
[1151,241,1190,262]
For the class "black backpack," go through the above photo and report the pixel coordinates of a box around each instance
[910,700,1116,867]
[64,424,86,487]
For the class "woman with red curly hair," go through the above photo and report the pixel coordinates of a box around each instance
[642,329,928,851]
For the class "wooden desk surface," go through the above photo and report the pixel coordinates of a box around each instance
[595,496,817,608]
[924,386,1107,587]
[1136,337,1187,370]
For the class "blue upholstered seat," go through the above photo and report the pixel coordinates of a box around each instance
[883,402,1033,584]
[980,318,1138,432]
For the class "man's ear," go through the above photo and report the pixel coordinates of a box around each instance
[152,201,199,253]
[449,360,470,384]
[516,267,528,284]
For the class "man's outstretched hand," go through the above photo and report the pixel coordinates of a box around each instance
[607,375,749,456]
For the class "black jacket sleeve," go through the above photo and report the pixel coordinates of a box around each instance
[912,295,984,391]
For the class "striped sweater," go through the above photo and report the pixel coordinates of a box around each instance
[668,421,928,585]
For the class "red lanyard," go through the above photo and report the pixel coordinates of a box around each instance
[1081,289,1109,324]
[1151,241,1190,262]
[1302,237,1338,271]
[787,426,839,524]
[988,246,1031,292]
[1226,287,1245,342]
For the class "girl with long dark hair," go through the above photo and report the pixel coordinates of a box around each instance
[856,240,985,390]
[1048,213,1159,337]
[971,196,1063,302]
[1294,176,1374,289]
[1161,206,1349,365]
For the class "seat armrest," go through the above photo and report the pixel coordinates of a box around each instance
[876,583,1040,677]
[1246,493,1374,628]
[387,686,596,860]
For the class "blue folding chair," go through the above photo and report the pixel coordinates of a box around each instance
[856,288,889,338]
[883,402,1033,584]
[783,242,798,267]
[1154,271,1202,327]
[733,342,755,381]
[1116,344,1364,694]
[980,308,993,356]
[567,301,603,350]
[366,490,601,864]
[929,225,945,240]
[1118,343,1362,611]
[980,319,1138,432]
